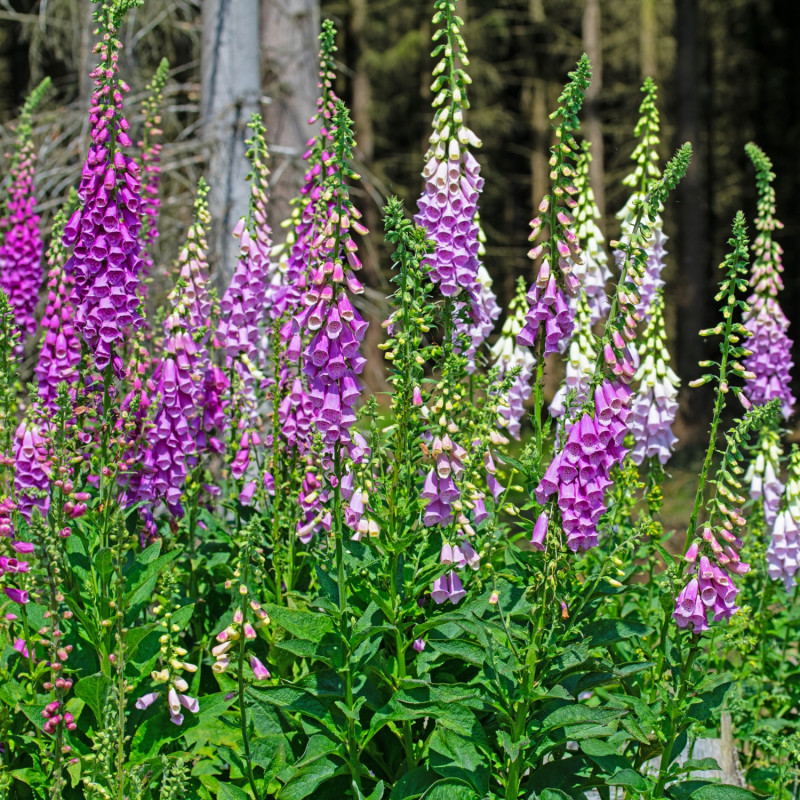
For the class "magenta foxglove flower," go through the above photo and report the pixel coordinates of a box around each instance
[421,434,467,529]
[14,421,50,523]
[536,381,632,551]
[250,655,270,681]
[62,9,145,376]
[431,570,466,605]
[0,80,48,341]
[673,555,741,632]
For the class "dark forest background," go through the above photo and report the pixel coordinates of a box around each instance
[1,0,799,448]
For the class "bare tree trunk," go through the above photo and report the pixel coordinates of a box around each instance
[675,0,709,435]
[582,0,604,218]
[640,0,658,79]
[261,0,320,232]
[201,0,261,285]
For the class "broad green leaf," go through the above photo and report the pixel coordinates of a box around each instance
[171,602,195,630]
[217,784,249,800]
[428,639,485,666]
[585,619,652,647]
[389,767,437,800]
[75,673,111,724]
[685,682,732,723]
[579,738,634,775]
[420,779,478,800]
[276,756,341,800]
[429,728,489,796]
[93,547,114,581]
[690,787,764,800]
[266,604,335,640]
[607,768,648,792]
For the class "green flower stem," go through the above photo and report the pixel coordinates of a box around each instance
[236,555,259,799]
[333,444,362,792]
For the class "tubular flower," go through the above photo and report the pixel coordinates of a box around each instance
[768,446,800,590]
[36,208,81,412]
[745,427,784,529]
[294,100,368,459]
[549,292,596,418]
[742,143,795,419]
[629,293,680,465]
[216,116,273,389]
[535,381,632,551]
[518,56,592,358]
[62,4,145,376]
[491,279,534,438]
[14,421,50,523]
[569,142,611,325]
[0,79,49,341]
[421,431,467,529]
[415,1,498,365]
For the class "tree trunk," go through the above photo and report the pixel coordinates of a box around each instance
[201,0,261,285]
[582,0,604,219]
[640,0,658,80]
[260,0,320,232]
[675,0,709,435]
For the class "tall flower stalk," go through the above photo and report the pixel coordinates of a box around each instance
[415,0,498,367]
[0,78,50,341]
[63,0,145,377]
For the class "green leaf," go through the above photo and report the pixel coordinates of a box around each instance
[420,779,478,800]
[74,673,111,724]
[124,550,180,602]
[607,768,648,792]
[537,791,572,800]
[585,619,652,647]
[171,602,195,630]
[429,728,489,796]
[389,768,437,800]
[94,547,114,580]
[689,787,764,800]
[273,637,334,666]
[217,784,249,800]
[428,639,485,667]
[685,682,732,723]
[678,758,721,773]
[277,756,341,800]
[579,739,634,775]
[123,623,157,659]
[265,604,335,640]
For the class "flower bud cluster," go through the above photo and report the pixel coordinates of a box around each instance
[768,446,800,590]
[63,8,144,376]
[137,58,169,288]
[535,381,632,551]
[518,56,591,358]
[136,605,199,725]
[742,143,795,419]
[490,279,534,438]
[675,401,779,632]
[569,142,611,325]
[342,471,379,540]
[296,469,331,543]
[0,79,49,341]
[629,293,680,464]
